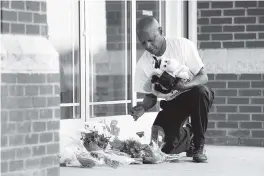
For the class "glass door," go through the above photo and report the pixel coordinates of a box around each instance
[84,0,166,120]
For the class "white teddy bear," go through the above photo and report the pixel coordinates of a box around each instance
[154,58,192,81]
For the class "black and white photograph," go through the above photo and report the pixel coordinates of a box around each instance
[1,0,264,176]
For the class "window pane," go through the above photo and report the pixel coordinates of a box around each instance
[60,106,80,119]
[87,1,132,117]
[47,0,80,119]
[136,0,165,99]
[90,104,128,118]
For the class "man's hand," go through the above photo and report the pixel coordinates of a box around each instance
[130,105,146,121]
[173,79,188,92]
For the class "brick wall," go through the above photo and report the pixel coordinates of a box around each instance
[197,1,264,49]
[1,74,60,176]
[206,74,264,147]
[0,0,48,36]
[1,1,60,176]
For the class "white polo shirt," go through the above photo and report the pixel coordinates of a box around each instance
[134,37,204,101]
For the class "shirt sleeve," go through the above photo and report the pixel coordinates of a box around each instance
[134,55,153,94]
[183,38,204,76]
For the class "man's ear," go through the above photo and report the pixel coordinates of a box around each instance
[158,27,163,35]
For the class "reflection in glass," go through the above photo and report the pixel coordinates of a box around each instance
[88,1,132,117]
[47,0,80,119]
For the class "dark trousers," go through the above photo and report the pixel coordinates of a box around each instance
[152,85,214,154]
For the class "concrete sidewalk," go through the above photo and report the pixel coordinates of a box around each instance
[60,145,264,176]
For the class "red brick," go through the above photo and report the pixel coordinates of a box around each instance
[235,1,257,7]
[239,106,262,113]
[252,114,264,121]
[26,1,40,11]
[1,110,9,122]
[2,10,17,21]
[9,135,24,146]
[9,160,24,172]
[2,123,16,134]
[201,10,222,17]
[206,130,227,137]
[198,2,209,9]
[217,122,238,128]
[1,135,8,147]
[228,114,250,121]
[251,81,264,88]
[25,134,39,144]
[25,158,40,169]
[207,81,226,88]
[212,1,233,8]
[228,81,250,88]
[228,130,250,137]
[53,132,60,142]
[32,97,46,108]
[206,137,239,145]
[40,132,53,143]
[209,113,226,121]
[47,97,60,107]
[40,155,54,167]
[33,122,46,132]
[54,108,60,119]
[46,74,60,83]
[16,147,31,159]
[9,85,24,96]
[11,1,25,10]
[208,122,215,128]
[227,98,249,104]
[25,109,39,121]
[1,74,16,83]
[1,148,16,160]
[47,121,60,131]
[17,122,32,133]
[26,24,40,35]
[54,85,60,95]
[18,12,33,22]
[40,109,53,119]
[33,145,46,156]
[47,143,60,154]
[251,98,264,104]
[216,106,237,112]
[33,13,47,23]
[41,2,46,12]
[1,162,8,173]
[47,167,60,176]
[239,90,261,96]
[213,97,226,104]
[252,130,264,138]
[215,89,237,96]
[11,23,25,34]
[224,9,245,16]
[239,138,263,147]
[240,122,262,129]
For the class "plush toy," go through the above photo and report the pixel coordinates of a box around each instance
[151,58,191,94]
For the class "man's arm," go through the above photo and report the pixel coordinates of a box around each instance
[142,93,157,111]
[184,67,208,89]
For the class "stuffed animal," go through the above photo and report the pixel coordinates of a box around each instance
[151,58,192,94]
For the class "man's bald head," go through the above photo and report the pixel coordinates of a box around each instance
[136,17,165,56]
[136,17,160,34]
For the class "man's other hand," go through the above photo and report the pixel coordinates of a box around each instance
[173,79,187,91]
[130,105,145,121]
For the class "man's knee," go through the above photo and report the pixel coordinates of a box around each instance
[191,85,214,101]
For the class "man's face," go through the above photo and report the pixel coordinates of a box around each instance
[137,28,163,56]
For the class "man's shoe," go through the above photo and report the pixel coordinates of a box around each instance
[192,145,207,163]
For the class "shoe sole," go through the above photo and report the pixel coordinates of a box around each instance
[193,157,208,163]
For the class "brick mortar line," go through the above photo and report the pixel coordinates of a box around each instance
[1,143,60,150]
[1,20,49,25]
[1,8,46,14]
